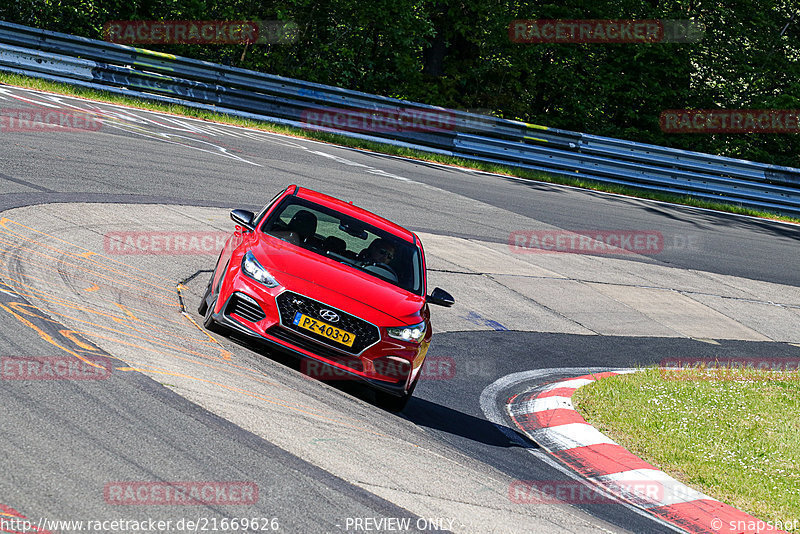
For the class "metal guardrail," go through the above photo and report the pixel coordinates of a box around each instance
[1,20,800,217]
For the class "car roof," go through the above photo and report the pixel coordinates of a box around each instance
[293,186,417,244]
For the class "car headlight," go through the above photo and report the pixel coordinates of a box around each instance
[387,321,426,343]
[241,251,280,287]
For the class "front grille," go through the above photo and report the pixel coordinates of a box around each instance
[225,293,266,323]
[275,291,380,354]
[266,326,364,372]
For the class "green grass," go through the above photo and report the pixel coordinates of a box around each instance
[2,70,799,225]
[573,368,800,530]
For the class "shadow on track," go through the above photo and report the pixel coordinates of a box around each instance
[401,396,533,449]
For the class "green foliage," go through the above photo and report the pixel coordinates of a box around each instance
[1,0,798,165]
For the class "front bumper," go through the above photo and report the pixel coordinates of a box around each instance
[211,291,421,398]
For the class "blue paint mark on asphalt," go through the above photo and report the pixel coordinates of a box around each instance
[464,311,509,331]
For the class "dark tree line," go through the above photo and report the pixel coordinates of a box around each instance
[2,0,798,166]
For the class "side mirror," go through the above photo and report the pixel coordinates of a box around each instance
[231,209,255,231]
[427,287,455,307]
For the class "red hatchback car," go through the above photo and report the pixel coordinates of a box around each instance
[198,185,454,411]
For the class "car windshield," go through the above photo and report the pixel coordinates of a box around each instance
[261,197,423,294]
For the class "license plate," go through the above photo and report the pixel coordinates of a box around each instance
[293,312,355,347]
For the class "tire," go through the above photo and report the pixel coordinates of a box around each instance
[201,261,228,335]
[203,295,227,335]
[197,281,211,316]
[377,391,411,412]
[376,377,418,412]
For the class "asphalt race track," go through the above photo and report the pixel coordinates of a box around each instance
[1,85,799,534]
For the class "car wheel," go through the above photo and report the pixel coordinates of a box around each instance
[376,377,418,412]
[201,261,229,335]
[197,281,211,316]
[203,295,227,335]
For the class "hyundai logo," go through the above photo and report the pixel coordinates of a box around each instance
[319,309,340,323]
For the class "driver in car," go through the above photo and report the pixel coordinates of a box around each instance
[360,238,395,266]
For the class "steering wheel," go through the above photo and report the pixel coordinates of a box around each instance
[362,261,398,280]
